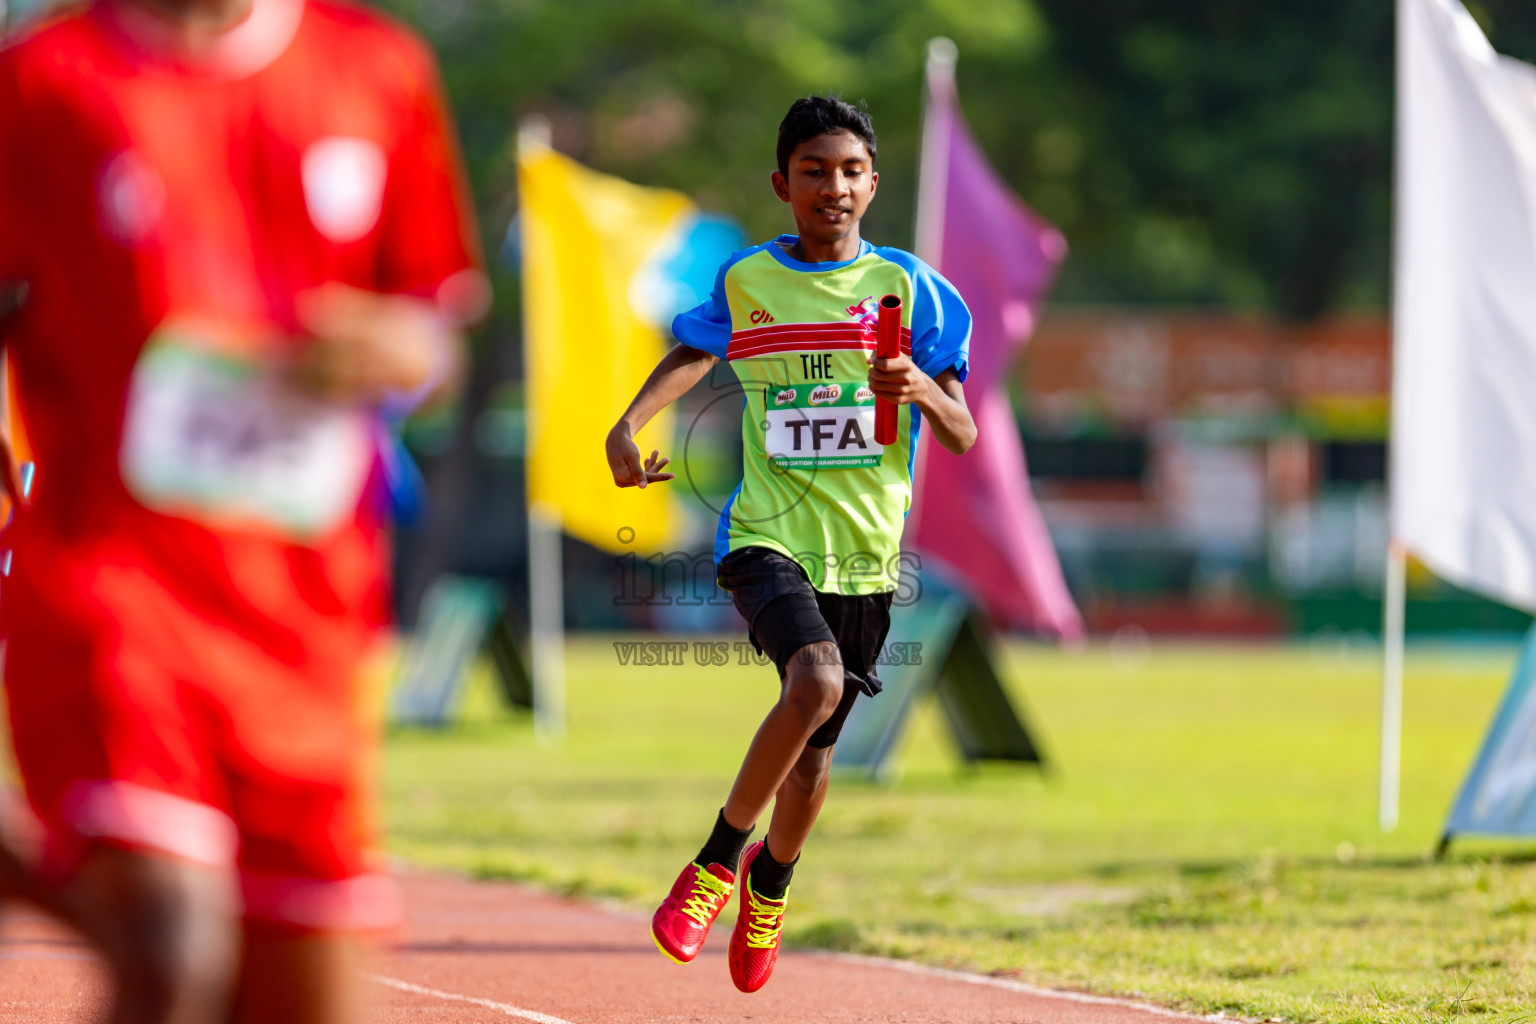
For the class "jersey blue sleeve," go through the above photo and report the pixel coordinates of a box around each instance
[670,246,756,359]
[875,248,972,383]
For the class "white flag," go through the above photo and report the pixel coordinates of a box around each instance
[1394,0,1536,611]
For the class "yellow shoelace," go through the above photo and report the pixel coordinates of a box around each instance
[681,867,733,926]
[743,886,788,949]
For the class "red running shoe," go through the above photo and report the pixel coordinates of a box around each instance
[729,841,789,993]
[651,860,735,964]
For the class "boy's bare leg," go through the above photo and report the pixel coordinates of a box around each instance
[0,833,40,904]
[763,744,834,863]
[721,641,843,832]
[0,799,59,911]
[59,846,241,1024]
[234,930,360,1024]
[0,831,78,941]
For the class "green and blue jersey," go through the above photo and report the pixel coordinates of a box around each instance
[673,235,971,595]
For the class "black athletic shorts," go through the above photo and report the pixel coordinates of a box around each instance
[716,545,894,749]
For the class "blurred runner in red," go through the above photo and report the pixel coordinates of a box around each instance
[0,0,485,1019]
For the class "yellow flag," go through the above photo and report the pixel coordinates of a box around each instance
[519,142,692,554]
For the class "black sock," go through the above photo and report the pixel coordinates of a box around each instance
[695,808,752,873]
[748,840,798,900]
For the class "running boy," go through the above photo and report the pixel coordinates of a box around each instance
[605,95,975,993]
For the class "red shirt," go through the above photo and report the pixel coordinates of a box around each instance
[0,0,482,653]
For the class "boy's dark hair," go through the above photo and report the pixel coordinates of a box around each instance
[776,96,877,176]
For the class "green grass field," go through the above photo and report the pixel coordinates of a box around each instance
[385,636,1536,1024]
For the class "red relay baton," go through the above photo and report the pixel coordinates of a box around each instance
[874,294,903,446]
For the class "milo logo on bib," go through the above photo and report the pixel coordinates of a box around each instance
[808,384,841,405]
[762,381,884,469]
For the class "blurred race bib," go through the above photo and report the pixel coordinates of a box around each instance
[120,325,373,539]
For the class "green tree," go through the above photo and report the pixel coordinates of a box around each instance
[380,0,1536,318]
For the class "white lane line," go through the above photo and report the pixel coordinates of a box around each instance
[812,953,1231,1023]
[368,974,577,1024]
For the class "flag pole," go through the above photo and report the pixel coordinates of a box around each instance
[1378,0,1410,832]
[518,115,566,743]
[907,38,956,541]
[914,37,956,266]
[527,501,567,742]
[1380,540,1407,830]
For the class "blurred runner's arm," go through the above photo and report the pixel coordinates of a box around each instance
[292,284,464,408]
[606,344,718,488]
[0,349,22,511]
[294,32,483,412]
[0,64,26,509]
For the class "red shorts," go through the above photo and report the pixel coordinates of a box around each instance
[2,519,396,933]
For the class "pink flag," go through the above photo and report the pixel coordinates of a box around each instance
[908,40,1085,641]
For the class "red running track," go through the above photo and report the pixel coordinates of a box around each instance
[0,869,1215,1024]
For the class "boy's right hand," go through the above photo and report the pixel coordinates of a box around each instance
[607,423,674,489]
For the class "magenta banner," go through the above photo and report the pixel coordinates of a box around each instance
[909,50,1084,640]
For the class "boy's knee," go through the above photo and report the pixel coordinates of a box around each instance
[782,644,843,726]
[66,848,239,1020]
[119,901,238,1021]
[116,936,231,1020]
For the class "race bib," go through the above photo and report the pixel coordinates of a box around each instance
[120,328,374,540]
[763,382,885,469]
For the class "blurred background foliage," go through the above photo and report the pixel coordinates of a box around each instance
[371,0,1536,633]
[377,0,1536,323]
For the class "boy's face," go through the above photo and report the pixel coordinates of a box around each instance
[771,131,877,246]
